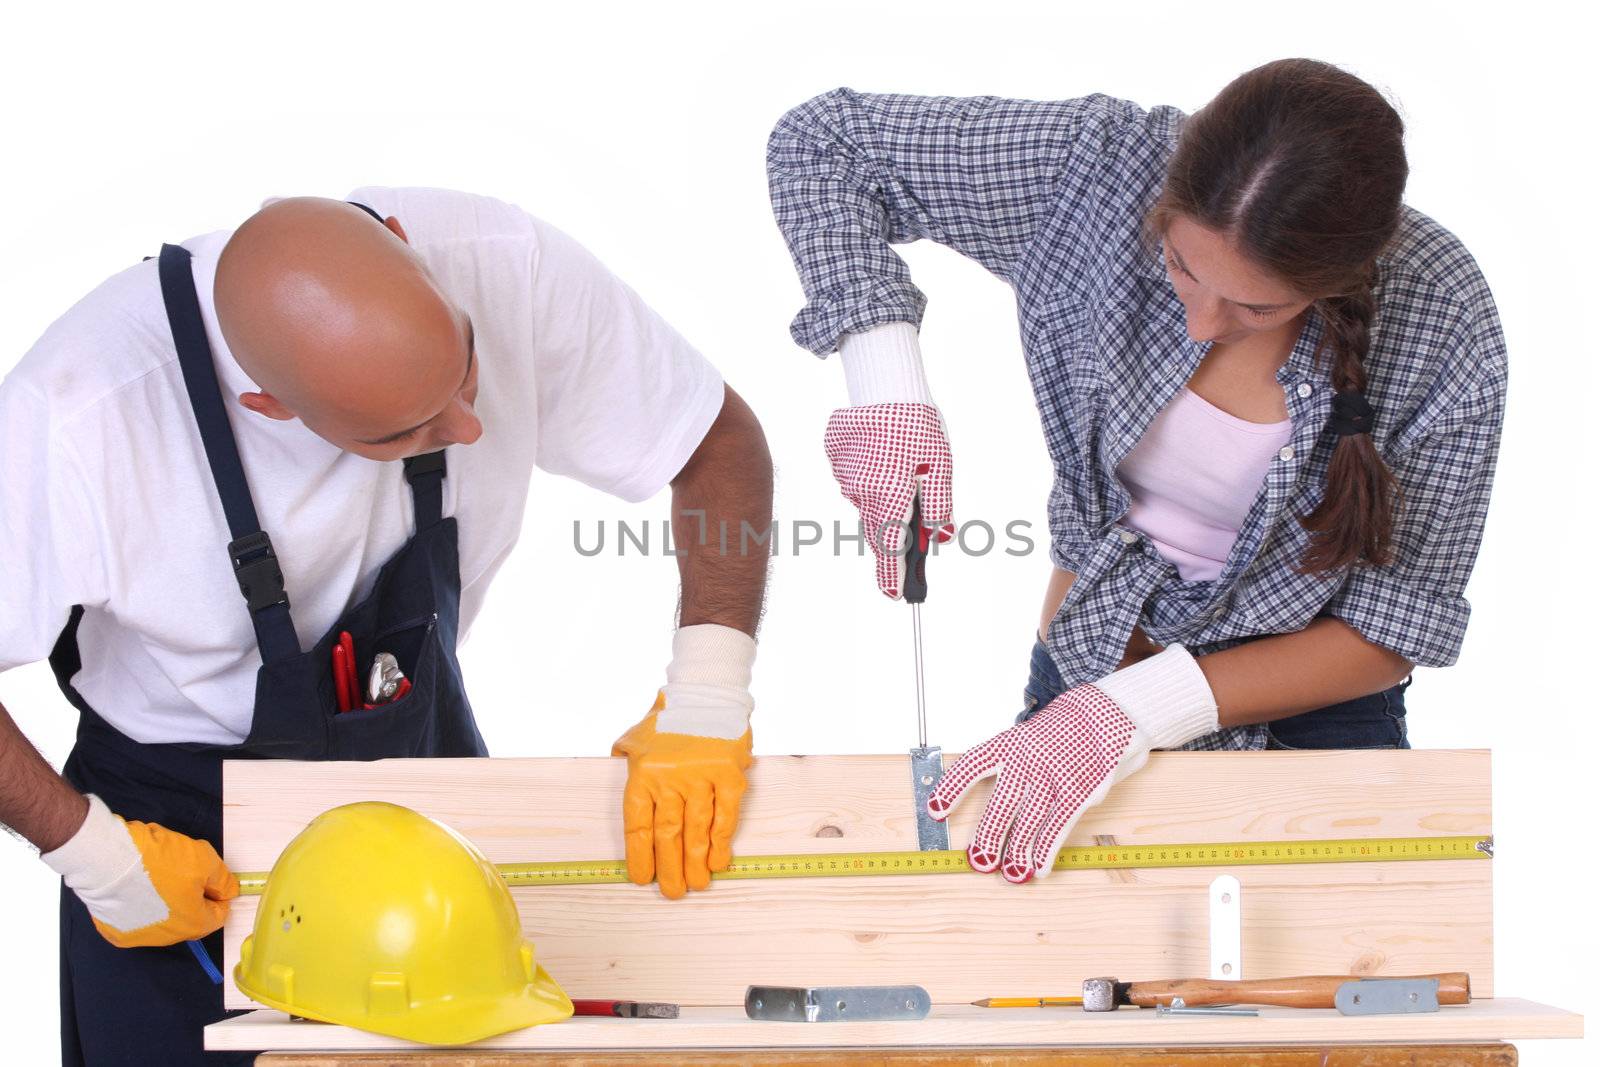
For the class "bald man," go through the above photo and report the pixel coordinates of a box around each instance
[0,189,771,1065]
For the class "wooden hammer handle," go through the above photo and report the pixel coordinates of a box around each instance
[1125,972,1470,1009]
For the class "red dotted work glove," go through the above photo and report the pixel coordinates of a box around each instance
[926,646,1219,883]
[823,403,954,599]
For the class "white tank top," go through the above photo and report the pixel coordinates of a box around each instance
[1116,387,1294,581]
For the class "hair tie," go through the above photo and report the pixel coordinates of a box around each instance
[1330,390,1375,437]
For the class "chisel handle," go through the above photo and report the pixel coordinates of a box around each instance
[904,486,929,605]
[1124,972,1470,1009]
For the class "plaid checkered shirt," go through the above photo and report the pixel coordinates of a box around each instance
[767,89,1508,750]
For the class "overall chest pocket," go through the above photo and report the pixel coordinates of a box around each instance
[327,612,444,759]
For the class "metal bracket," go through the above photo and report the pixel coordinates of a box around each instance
[910,746,948,851]
[745,985,931,1022]
[1335,978,1440,1016]
[1208,874,1242,981]
[1156,997,1259,1018]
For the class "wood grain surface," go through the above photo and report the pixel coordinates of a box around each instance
[253,1043,1521,1066]
[221,750,1496,1014]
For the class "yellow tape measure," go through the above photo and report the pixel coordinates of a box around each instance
[235,834,1490,896]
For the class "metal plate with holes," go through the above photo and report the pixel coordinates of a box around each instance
[1335,978,1440,1016]
[909,746,948,851]
[745,985,932,1023]
[1208,875,1241,981]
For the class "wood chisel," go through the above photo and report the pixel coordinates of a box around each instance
[1080,972,1471,1013]
[904,476,947,851]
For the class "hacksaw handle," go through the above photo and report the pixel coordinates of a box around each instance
[1125,972,1471,1009]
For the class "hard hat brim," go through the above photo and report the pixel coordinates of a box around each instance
[233,961,574,1045]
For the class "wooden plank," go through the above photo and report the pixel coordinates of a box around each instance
[221,750,1495,1013]
[208,1000,1581,1052]
[253,1043,1522,1065]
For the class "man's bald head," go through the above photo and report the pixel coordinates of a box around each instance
[215,198,480,458]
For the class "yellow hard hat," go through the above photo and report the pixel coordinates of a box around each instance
[234,802,572,1044]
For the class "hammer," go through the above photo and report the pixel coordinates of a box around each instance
[1081,972,1471,1012]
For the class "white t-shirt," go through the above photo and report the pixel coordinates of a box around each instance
[0,186,724,744]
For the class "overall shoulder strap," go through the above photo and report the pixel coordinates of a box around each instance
[157,243,300,665]
[403,451,446,529]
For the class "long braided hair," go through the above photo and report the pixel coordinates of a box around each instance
[1145,58,1409,575]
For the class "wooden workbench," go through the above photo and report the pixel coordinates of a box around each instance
[248,1049,1524,1067]
[206,750,1584,1062]
[213,998,1580,1057]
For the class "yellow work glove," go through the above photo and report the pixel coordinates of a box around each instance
[611,624,756,899]
[42,794,239,947]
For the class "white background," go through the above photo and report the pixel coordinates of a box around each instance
[1,1,1593,1061]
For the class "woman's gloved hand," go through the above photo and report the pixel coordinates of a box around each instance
[824,403,954,599]
[927,646,1219,882]
[825,323,954,599]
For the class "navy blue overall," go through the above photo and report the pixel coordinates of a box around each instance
[48,241,488,1066]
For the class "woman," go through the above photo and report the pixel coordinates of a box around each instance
[766,60,1505,884]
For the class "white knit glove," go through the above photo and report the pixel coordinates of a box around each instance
[656,623,757,739]
[838,322,935,407]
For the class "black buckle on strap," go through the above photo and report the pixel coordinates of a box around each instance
[228,531,290,613]
[403,450,447,483]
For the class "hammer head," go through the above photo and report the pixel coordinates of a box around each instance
[1082,977,1121,1012]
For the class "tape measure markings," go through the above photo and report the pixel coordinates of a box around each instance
[234,834,1491,896]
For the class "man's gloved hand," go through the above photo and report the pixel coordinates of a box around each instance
[927,646,1219,883]
[824,403,954,599]
[611,624,755,899]
[42,794,239,947]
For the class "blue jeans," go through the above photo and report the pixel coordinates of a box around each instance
[1017,639,1411,749]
